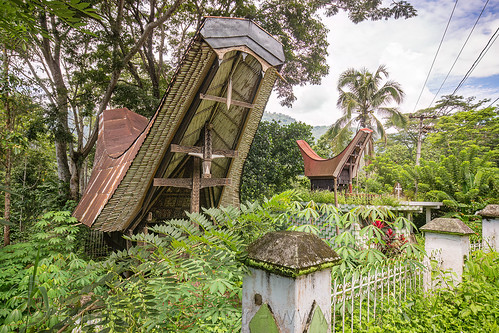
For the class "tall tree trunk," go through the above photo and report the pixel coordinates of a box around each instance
[70,152,82,200]
[3,47,11,246]
[40,13,72,194]
[4,148,11,247]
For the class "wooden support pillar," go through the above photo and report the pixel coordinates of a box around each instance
[191,158,201,213]
[334,177,339,235]
[333,177,338,208]
[348,158,353,194]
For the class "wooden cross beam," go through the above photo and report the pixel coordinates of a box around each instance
[199,75,255,110]
[153,123,237,213]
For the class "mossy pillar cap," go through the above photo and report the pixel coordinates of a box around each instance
[476,205,499,218]
[420,218,474,235]
[246,231,341,278]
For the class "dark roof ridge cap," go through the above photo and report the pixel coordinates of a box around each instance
[201,16,284,47]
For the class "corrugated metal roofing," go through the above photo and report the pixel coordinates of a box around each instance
[73,108,148,227]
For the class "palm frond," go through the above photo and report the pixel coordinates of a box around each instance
[377,107,407,128]
[372,114,387,143]
[325,117,355,152]
[337,90,359,117]
[326,114,353,139]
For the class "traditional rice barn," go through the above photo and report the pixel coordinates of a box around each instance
[73,17,285,248]
[296,128,372,193]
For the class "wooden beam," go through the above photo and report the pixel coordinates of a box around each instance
[153,178,192,189]
[200,178,231,189]
[213,149,238,158]
[171,144,202,154]
[200,93,255,109]
[171,144,237,158]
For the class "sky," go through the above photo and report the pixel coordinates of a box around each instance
[265,0,499,126]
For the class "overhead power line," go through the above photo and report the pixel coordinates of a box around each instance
[437,26,499,114]
[412,0,459,113]
[428,0,490,108]
[450,26,499,96]
[487,96,499,108]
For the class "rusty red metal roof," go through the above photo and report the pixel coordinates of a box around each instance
[296,128,372,179]
[73,108,149,227]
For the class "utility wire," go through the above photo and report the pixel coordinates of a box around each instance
[428,0,490,108]
[439,27,499,114]
[486,96,499,108]
[412,0,459,113]
[450,27,499,96]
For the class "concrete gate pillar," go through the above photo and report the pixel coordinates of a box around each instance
[242,231,341,333]
[476,204,499,251]
[421,218,474,290]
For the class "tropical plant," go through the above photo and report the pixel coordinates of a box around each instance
[400,145,499,211]
[282,200,423,277]
[0,211,97,332]
[326,65,406,150]
[366,250,499,332]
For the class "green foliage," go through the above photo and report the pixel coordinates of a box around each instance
[354,99,498,219]
[279,199,422,277]
[366,250,499,332]
[0,0,98,43]
[403,146,499,212]
[65,196,305,332]
[426,106,499,165]
[330,205,423,277]
[241,120,314,201]
[297,189,400,206]
[0,193,297,332]
[365,139,498,214]
[0,211,96,332]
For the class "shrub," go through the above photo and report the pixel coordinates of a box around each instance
[367,250,499,332]
[0,211,98,332]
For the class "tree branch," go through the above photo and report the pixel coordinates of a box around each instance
[81,0,184,158]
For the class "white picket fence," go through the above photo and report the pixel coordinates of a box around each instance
[470,241,483,252]
[331,260,423,332]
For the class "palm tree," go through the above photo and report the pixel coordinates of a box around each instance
[326,65,406,149]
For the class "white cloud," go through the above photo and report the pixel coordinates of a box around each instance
[266,0,499,126]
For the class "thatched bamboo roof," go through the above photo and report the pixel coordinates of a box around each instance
[73,17,285,232]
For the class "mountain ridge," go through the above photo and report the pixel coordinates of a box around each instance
[262,112,328,140]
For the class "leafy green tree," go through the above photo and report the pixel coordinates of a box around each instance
[327,65,406,149]
[399,146,499,211]
[384,95,492,167]
[241,120,313,201]
[425,106,499,165]
[0,0,98,41]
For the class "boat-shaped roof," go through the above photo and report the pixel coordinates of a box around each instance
[297,128,372,179]
[73,17,284,232]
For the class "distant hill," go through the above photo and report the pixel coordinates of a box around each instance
[262,112,329,140]
[261,112,296,125]
[311,126,328,140]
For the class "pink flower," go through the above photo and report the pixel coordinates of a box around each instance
[387,228,393,236]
